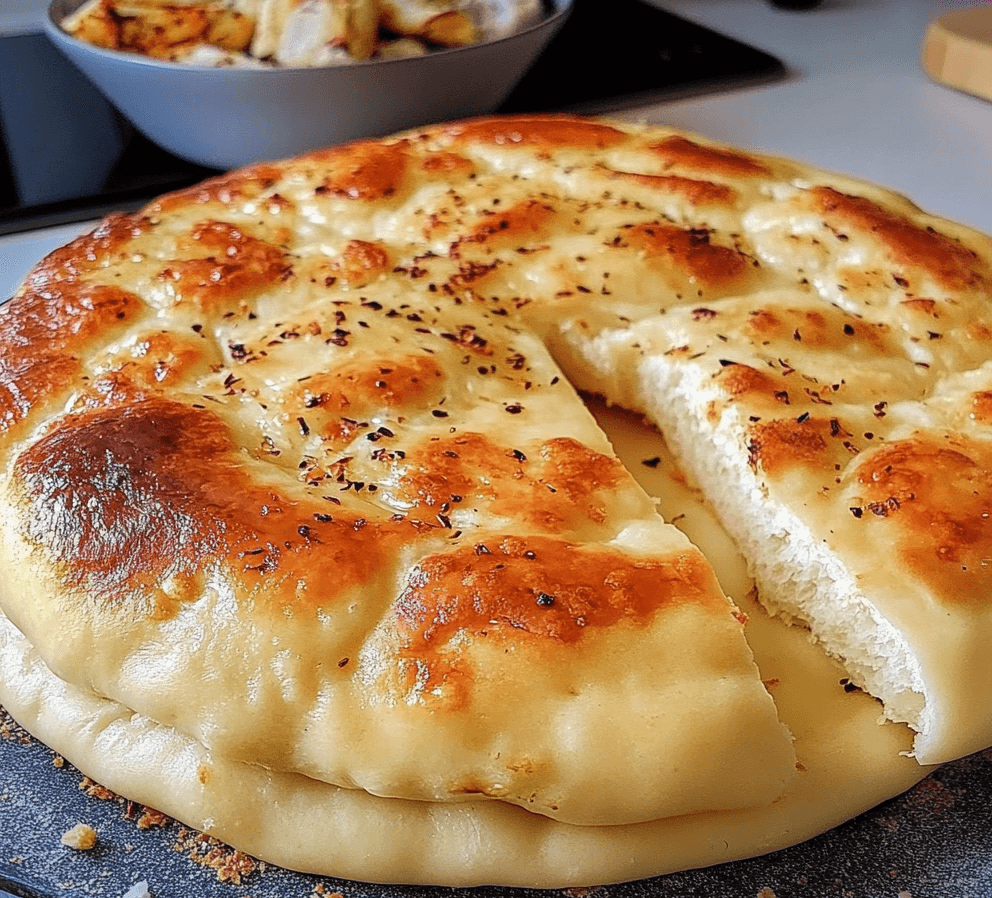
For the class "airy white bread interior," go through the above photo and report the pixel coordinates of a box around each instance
[547,181,992,764]
[0,402,931,888]
[0,116,806,832]
[1,113,992,884]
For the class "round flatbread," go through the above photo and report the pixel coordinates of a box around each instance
[0,403,929,887]
[2,113,990,885]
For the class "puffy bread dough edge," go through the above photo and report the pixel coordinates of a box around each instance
[0,602,930,888]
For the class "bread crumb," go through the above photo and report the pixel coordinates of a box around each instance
[137,807,170,829]
[758,889,777,898]
[80,776,118,801]
[61,823,98,850]
[172,828,257,884]
[0,708,32,744]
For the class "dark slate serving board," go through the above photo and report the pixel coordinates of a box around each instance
[1,706,992,898]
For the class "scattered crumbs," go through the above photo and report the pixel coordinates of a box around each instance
[80,776,119,801]
[9,855,23,864]
[77,776,176,835]
[0,707,33,744]
[904,775,957,816]
[61,822,98,850]
[137,807,171,830]
[173,828,258,884]
[562,888,606,898]
[311,886,346,898]
[52,754,65,768]
[898,892,913,898]
[875,814,899,834]
[757,889,776,898]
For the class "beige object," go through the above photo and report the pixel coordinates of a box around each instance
[59,822,99,850]
[922,4,992,104]
[0,120,802,831]
[2,114,991,884]
[252,0,352,65]
[0,402,931,888]
[379,0,477,47]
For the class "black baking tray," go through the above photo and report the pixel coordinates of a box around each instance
[1,706,992,898]
[0,0,785,236]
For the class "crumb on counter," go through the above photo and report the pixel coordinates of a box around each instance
[60,822,98,850]
[173,828,257,884]
[137,807,170,830]
[80,775,118,801]
[311,886,345,898]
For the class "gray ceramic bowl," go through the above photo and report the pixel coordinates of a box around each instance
[45,0,572,170]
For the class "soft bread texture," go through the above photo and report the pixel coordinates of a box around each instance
[0,446,931,888]
[549,193,992,764]
[1,113,992,879]
[0,117,801,830]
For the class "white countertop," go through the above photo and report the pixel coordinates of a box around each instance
[649,0,992,235]
[2,0,991,297]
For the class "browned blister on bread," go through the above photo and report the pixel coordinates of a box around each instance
[3,114,992,884]
[0,119,805,831]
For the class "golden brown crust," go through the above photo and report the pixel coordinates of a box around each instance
[309,141,414,200]
[598,165,736,206]
[811,186,988,291]
[12,398,405,613]
[156,220,293,310]
[0,283,142,432]
[396,537,721,650]
[10,110,992,835]
[442,115,629,151]
[847,434,992,606]
[614,223,751,288]
[649,135,773,177]
[22,212,147,284]
[148,164,286,215]
[0,119,807,827]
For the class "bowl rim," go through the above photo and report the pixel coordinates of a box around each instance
[45,0,574,75]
